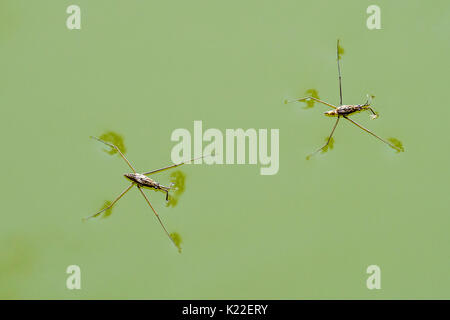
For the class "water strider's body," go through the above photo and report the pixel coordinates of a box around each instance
[325,103,377,118]
[124,173,172,200]
[286,40,402,158]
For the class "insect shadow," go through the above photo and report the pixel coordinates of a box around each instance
[98,131,126,155]
[286,40,404,159]
[166,170,186,208]
[169,232,182,253]
[86,134,205,252]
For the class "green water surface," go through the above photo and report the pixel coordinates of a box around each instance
[1,0,449,299]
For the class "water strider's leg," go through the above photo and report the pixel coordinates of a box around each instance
[91,136,136,173]
[361,95,378,119]
[83,183,134,221]
[366,107,379,119]
[337,39,343,106]
[137,186,178,250]
[307,116,340,160]
[343,116,402,151]
[286,97,337,109]
[142,155,208,176]
[163,183,175,201]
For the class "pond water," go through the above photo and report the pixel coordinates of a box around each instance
[0,0,449,298]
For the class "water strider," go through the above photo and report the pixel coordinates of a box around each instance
[85,136,205,251]
[286,40,404,159]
